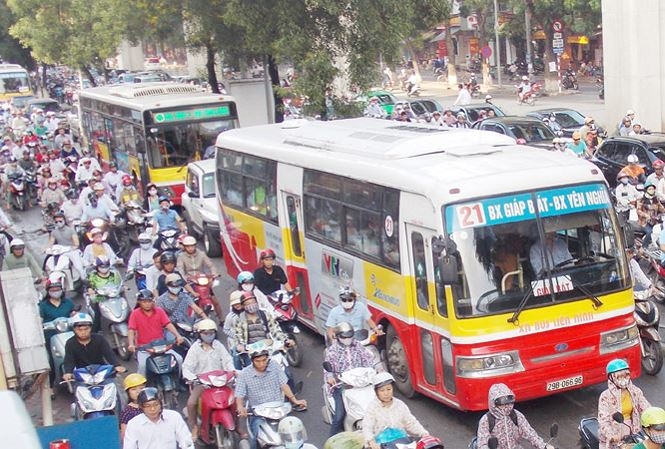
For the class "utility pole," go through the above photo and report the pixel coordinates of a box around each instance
[525,7,533,75]
[493,0,502,87]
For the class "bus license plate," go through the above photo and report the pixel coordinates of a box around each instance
[546,375,583,391]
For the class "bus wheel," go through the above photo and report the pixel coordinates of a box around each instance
[386,326,416,398]
[204,224,222,258]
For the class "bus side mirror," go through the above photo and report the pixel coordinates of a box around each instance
[617,213,635,248]
[439,255,459,285]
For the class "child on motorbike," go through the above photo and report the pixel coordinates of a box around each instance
[119,373,147,441]
[635,407,665,449]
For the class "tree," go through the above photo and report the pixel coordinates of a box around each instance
[0,2,35,69]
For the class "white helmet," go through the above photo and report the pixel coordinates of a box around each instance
[627,154,639,164]
[522,75,529,81]
[195,319,217,332]
[69,312,93,327]
[373,372,395,389]
[278,416,307,449]
[9,238,25,249]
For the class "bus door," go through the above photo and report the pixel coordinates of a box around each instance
[406,225,450,393]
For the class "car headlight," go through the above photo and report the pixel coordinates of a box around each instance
[456,351,524,378]
[600,324,639,354]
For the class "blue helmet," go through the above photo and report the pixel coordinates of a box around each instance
[606,358,629,375]
[237,271,254,284]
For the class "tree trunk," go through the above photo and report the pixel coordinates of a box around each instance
[206,43,220,94]
[445,20,457,87]
[82,66,97,87]
[267,54,284,123]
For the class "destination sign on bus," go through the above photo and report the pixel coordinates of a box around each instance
[152,105,230,123]
[446,183,610,232]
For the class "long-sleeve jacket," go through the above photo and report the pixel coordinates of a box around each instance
[176,250,218,277]
[182,339,234,381]
[233,310,285,348]
[598,380,651,449]
[363,397,428,444]
[637,195,665,227]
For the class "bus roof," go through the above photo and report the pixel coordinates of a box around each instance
[79,82,235,111]
[216,118,607,204]
[0,64,27,72]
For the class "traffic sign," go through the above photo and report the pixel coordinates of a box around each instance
[553,32,563,40]
[553,47,564,55]
[552,19,564,32]
[553,38,564,48]
[481,45,492,58]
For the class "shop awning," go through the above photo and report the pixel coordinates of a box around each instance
[567,35,589,44]
[533,30,546,40]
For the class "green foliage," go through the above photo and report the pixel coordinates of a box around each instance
[0,2,34,69]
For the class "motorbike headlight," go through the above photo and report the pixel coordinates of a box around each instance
[91,218,105,229]
[254,402,291,420]
[55,320,70,333]
[456,351,524,378]
[600,324,639,354]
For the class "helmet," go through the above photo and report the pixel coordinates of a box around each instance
[334,322,354,339]
[229,290,244,306]
[240,291,256,303]
[165,273,184,287]
[416,436,444,449]
[138,232,151,244]
[617,169,631,180]
[109,161,117,168]
[181,235,196,246]
[641,407,665,428]
[45,277,63,290]
[522,75,529,81]
[136,288,155,302]
[485,94,493,101]
[53,211,65,220]
[572,131,581,140]
[9,238,25,249]
[552,138,561,144]
[195,319,217,332]
[123,373,147,391]
[66,189,77,199]
[606,358,629,375]
[93,183,105,191]
[90,227,103,237]
[249,344,270,359]
[339,287,357,302]
[584,116,594,124]
[645,180,657,190]
[70,312,93,328]
[627,109,636,116]
[158,195,170,204]
[237,271,254,284]
[95,256,110,268]
[121,174,132,186]
[259,248,276,260]
[373,372,395,389]
[137,387,161,406]
[160,252,177,265]
[278,416,307,449]
[654,159,665,169]
[627,154,639,164]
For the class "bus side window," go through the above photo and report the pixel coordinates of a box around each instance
[286,195,302,257]
[432,237,448,317]
[411,232,429,311]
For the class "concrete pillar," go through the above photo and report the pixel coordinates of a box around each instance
[602,0,665,132]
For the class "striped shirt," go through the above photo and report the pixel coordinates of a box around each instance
[235,363,287,407]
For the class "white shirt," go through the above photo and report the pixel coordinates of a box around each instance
[144,265,161,291]
[453,88,471,106]
[123,409,194,449]
[61,200,84,224]
[362,398,428,444]
[128,247,156,272]
[103,170,126,196]
[181,340,234,381]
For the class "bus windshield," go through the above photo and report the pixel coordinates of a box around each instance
[147,119,235,168]
[443,184,629,318]
[0,72,30,94]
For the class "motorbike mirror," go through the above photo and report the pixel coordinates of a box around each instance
[488,437,499,449]
[612,412,625,424]
[550,423,559,438]
[322,361,334,372]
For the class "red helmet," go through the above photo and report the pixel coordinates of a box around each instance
[416,436,444,449]
[259,248,276,260]
[121,174,132,186]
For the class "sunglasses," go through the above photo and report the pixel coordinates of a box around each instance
[495,395,515,406]
[341,297,356,303]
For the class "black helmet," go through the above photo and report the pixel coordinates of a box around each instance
[137,387,161,406]
[65,189,77,199]
[160,252,176,265]
[53,211,65,220]
[136,288,155,302]
[158,195,170,204]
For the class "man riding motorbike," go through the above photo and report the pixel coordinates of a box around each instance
[176,235,223,318]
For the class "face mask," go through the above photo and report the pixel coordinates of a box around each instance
[55,221,65,228]
[98,266,110,274]
[341,300,355,310]
[338,337,353,347]
[167,286,182,295]
[650,432,665,444]
[140,242,152,250]
[48,184,56,190]
[149,189,157,195]
[200,333,216,344]
[497,404,514,416]
[49,290,63,299]
[620,178,629,185]
[241,283,254,292]
[245,303,259,314]
[616,377,630,389]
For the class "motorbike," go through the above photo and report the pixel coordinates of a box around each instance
[24,170,38,206]
[322,362,376,432]
[471,423,557,449]
[42,317,75,394]
[596,76,604,100]
[634,289,663,375]
[405,82,421,98]
[245,401,293,449]
[469,74,481,99]
[266,288,302,367]
[562,69,579,90]
[88,271,131,361]
[140,338,182,410]
[156,228,181,254]
[9,173,27,211]
[44,245,83,294]
[638,248,665,303]
[68,364,119,420]
[580,412,645,449]
[194,370,238,449]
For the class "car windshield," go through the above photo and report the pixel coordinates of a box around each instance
[0,72,30,94]
[147,120,235,168]
[202,173,215,198]
[553,111,585,128]
[508,123,554,142]
[443,183,629,318]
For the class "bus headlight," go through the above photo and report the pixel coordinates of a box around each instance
[456,351,524,378]
[600,324,639,354]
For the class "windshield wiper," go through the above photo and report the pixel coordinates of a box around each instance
[507,282,535,325]
[568,278,603,309]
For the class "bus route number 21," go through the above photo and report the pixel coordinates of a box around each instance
[456,203,487,228]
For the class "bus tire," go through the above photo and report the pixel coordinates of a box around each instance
[386,325,417,398]
[182,210,196,237]
[204,224,222,258]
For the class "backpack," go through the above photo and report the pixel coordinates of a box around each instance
[486,410,519,433]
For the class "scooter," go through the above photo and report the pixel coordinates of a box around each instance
[580,412,645,449]
[187,273,220,320]
[24,169,38,206]
[266,288,302,367]
[89,272,131,361]
[44,245,83,294]
[9,173,27,211]
[640,247,665,303]
[406,82,421,97]
[322,362,376,431]
[245,401,293,449]
[68,364,119,420]
[42,317,75,394]
[140,339,181,410]
[156,228,180,254]
[634,289,663,375]
[562,69,579,90]
[470,423,557,449]
[195,370,238,449]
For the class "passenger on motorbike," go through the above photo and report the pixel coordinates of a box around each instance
[237,271,272,311]
[476,383,551,449]
[598,359,651,449]
[103,161,125,199]
[127,289,185,377]
[82,228,120,268]
[182,318,235,440]
[224,290,245,369]
[145,183,160,212]
[86,256,123,332]
[156,273,207,332]
[2,238,43,281]
[61,189,83,225]
[646,159,665,203]
[62,312,126,381]
[615,170,640,221]
[127,234,156,288]
[144,250,162,292]
[637,180,665,247]
[177,235,223,318]
[119,373,147,441]
[40,177,66,209]
[635,407,665,449]
[60,140,77,159]
[325,287,382,342]
[81,192,117,224]
[363,372,429,449]
[117,174,142,206]
[324,322,376,437]
[253,248,294,296]
[235,346,307,449]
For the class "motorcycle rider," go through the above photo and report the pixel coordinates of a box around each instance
[154,251,199,298]
[182,318,235,440]
[151,196,187,247]
[86,256,123,332]
[324,322,376,437]
[156,273,207,334]
[127,234,156,289]
[453,83,471,106]
[92,181,120,214]
[637,180,665,247]
[176,235,223,318]
[75,157,97,187]
[127,288,185,377]
[235,346,307,449]
[119,373,147,441]
[363,372,429,449]
[18,148,36,172]
[81,191,117,224]
[48,211,80,248]
[82,228,120,268]
[566,132,588,158]
[325,287,382,343]
[624,154,646,184]
[40,177,66,209]
[476,382,552,449]
[253,248,294,296]
[364,97,386,119]
[60,190,82,226]
[145,183,160,212]
[62,312,126,381]
[615,170,640,221]
[223,290,245,369]
[598,359,651,449]
[123,387,194,449]
[2,238,43,281]
[117,174,142,206]
[646,159,665,203]
[635,407,665,449]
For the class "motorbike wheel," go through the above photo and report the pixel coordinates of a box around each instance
[525,95,536,106]
[642,338,664,375]
[572,81,579,90]
[386,326,416,398]
[17,195,25,211]
[285,333,303,367]
[215,424,235,449]
[117,336,132,361]
[651,274,665,304]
